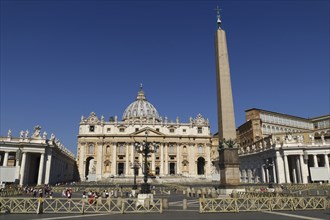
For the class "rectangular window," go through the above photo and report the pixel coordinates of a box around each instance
[169,145,174,153]
[119,128,125,132]
[170,129,174,133]
[135,128,139,132]
[197,127,202,134]
[183,129,186,133]
[156,128,160,132]
[89,125,95,132]
[198,145,203,153]
[107,128,111,132]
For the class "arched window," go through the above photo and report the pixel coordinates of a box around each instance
[106,145,110,154]
[183,146,187,153]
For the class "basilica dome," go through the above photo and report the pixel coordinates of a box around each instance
[122,85,161,121]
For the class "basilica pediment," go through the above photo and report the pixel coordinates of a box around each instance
[130,127,165,137]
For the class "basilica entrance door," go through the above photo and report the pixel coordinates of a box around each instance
[169,163,176,175]
[197,157,205,175]
[117,163,124,176]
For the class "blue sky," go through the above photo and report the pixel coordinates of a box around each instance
[1,0,329,155]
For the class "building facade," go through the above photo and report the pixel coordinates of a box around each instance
[0,126,76,186]
[237,109,330,184]
[77,87,218,181]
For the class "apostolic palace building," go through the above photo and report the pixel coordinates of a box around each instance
[237,109,330,184]
[77,86,218,181]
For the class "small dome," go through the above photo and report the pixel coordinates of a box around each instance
[122,85,160,121]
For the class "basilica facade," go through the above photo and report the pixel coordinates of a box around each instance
[77,86,218,181]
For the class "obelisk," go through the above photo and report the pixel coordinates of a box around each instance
[214,7,240,191]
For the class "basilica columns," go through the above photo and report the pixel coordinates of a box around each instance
[112,143,117,174]
[164,144,168,174]
[160,143,164,175]
[3,152,9,166]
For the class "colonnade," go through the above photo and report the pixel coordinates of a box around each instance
[0,149,75,186]
[240,152,330,184]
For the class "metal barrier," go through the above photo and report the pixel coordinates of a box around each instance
[199,196,328,213]
[0,197,39,213]
[0,197,162,214]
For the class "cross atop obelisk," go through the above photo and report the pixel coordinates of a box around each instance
[214,5,222,29]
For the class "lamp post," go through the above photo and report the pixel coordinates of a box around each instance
[134,131,159,194]
[130,162,140,190]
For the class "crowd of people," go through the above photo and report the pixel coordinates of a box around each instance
[22,184,53,198]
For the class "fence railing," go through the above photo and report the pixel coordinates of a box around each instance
[0,197,162,214]
[199,196,328,213]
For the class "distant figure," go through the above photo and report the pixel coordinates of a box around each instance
[25,130,29,139]
[20,130,24,138]
[50,133,55,141]
[7,129,12,138]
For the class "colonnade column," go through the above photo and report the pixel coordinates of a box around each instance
[325,154,329,170]
[313,155,319,167]
[299,154,309,183]
[241,169,246,183]
[283,155,291,183]
[275,152,285,183]
[15,152,21,180]
[19,152,27,186]
[44,151,52,184]
[253,168,258,183]
[272,157,277,183]
[3,152,9,166]
[247,169,252,183]
[261,166,265,183]
[37,153,45,185]
[295,156,302,183]
[325,154,330,181]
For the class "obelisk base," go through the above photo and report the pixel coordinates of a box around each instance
[218,148,244,195]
